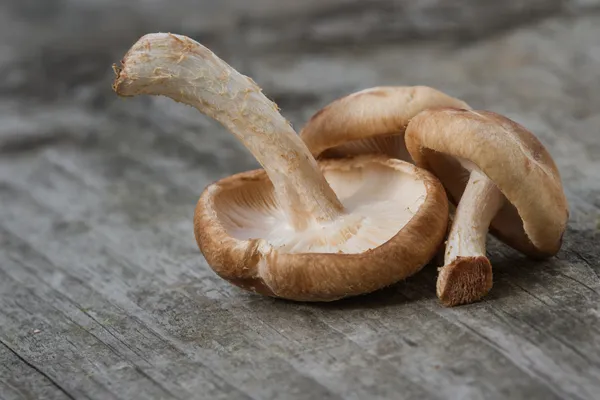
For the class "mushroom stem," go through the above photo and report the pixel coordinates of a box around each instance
[444,169,505,263]
[437,168,504,306]
[112,33,344,231]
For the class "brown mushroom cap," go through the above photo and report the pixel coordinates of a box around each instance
[405,108,569,257]
[194,155,449,302]
[300,86,470,160]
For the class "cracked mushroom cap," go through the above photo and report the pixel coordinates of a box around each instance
[300,86,470,161]
[194,155,449,302]
[405,108,569,257]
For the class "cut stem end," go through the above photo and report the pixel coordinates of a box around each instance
[439,168,504,306]
[437,256,493,306]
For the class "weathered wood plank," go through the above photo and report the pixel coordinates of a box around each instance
[0,341,71,400]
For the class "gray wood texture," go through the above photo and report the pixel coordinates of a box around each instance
[1,1,600,399]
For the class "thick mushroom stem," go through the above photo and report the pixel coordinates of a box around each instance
[445,169,505,262]
[112,33,344,231]
[438,169,505,306]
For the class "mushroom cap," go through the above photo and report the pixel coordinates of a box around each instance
[405,108,569,257]
[194,155,449,301]
[300,86,470,160]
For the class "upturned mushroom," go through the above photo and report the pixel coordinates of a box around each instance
[405,108,569,306]
[112,33,450,301]
[300,86,470,161]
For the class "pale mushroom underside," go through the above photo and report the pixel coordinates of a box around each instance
[321,134,409,160]
[212,160,427,254]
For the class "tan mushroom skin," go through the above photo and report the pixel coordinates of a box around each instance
[113,33,450,301]
[406,107,569,306]
[300,86,470,161]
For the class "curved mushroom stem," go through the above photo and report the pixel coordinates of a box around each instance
[437,169,505,306]
[112,33,344,231]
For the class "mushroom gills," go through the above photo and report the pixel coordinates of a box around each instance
[321,134,410,160]
[213,160,427,254]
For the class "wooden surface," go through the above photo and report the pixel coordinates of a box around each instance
[1,1,600,399]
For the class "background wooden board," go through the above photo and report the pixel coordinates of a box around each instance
[1,1,599,399]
